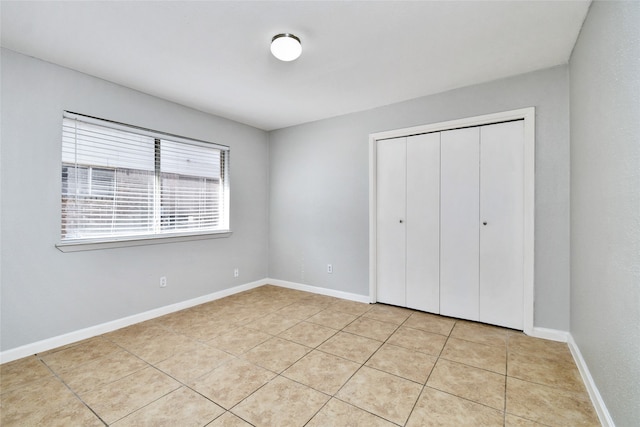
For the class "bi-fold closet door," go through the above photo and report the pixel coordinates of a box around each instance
[376,133,440,313]
[376,120,524,330]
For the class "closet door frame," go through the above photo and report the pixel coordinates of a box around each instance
[369,107,535,335]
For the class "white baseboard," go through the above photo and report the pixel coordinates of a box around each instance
[0,278,268,364]
[265,278,371,304]
[514,327,613,426]
[528,326,570,342]
[266,282,614,426]
[0,278,370,364]
[567,334,615,427]
[8,272,612,427]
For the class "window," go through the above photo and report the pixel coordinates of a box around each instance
[60,112,229,245]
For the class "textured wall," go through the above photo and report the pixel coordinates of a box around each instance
[569,1,640,425]
[269,65,571,331]
[0,49,270,351]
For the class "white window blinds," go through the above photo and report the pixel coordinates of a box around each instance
[61,113,229,242]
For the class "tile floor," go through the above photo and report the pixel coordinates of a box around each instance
[0,285,600,426]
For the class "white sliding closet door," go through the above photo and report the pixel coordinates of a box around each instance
[406,133,440,312]
[480,121,524,329]
[376,137,406,306]
[440,127,480,321]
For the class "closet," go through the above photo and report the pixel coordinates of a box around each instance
[376,133,440,313]
[375,119,525,330]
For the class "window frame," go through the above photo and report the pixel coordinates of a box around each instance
[56,112,231,252]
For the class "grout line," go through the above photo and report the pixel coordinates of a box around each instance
[7,287,595,426]
[38,358,109,426]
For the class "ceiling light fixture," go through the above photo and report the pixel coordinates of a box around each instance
[271,33,302,62]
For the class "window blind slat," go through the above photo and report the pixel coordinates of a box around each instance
[62,118,155,171]
[161,139,221,178]
[61,114,229,241]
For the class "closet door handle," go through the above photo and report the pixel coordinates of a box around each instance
[399,219,404,224]
[482,221,488,226]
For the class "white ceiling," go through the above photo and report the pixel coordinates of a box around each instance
[1,1,590,131]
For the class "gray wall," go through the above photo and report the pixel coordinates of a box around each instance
[269,65,571,331]
[0,49,270,351]
[569,1,640,425]
[0,48,575,351]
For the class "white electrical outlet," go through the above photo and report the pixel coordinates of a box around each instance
[234,268,239,278]
[160,276,167,287]
[327,264,333,274]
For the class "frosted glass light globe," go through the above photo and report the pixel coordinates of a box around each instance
[271,33,302,62]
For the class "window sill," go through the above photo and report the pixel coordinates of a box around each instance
[56,230,232,252]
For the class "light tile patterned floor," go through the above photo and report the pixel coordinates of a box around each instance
[0,285,600,426]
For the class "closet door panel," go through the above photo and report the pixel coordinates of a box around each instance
[480,121,524,329]
[440,127,480,321]
[376,138,406,306]
[406,133,440,313]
